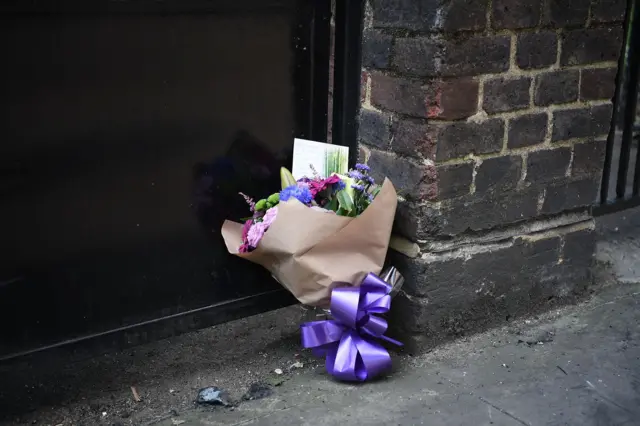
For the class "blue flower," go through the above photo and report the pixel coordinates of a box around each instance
[351,184,365,192]
[347,170,364,180]
[280,185,313,204]
[364,176,375,185]
[333,181,346,192]
[355,163,370,172]
[367,193,374,202]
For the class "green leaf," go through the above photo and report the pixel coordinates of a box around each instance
[280,167,296,190]
[337,190,354,212]
[239,216,253,222]
[325,197,338,212]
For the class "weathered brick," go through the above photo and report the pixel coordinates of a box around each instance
[552,104,613,142]
[396,236,560,299]
[392,200,441,241]
[580,68,617,101]
[394,185,541,239]
[542,178,599,214]
[389,234,587,342]
[362,30,393,70]
[368,149,437,201]
[358,109,391,150]
[542,0,590,27]
[359,145,370,163]
[534,70,579,106]
[508,113,548,148]
[430,78,479,120]
[361,71,369,103]
[435,119,505,161]
[572,140,606,178]
[372,0,439,31]
[483,76,531,114]
[436,163,474,199]
[440,0,488,32]
[516,31,558,69]
[393,37,443,77]
[563,228,596,268]
[441,36,511,77]
[439,186,540,235]
[475,156,522,193]
[590,0,627,23]
[391,119,437,159]
[492,0,542,29]
[526,148,572,184]
[561,28,623,66]
[370,73,427,116]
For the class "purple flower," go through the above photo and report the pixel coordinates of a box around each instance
[247,221,267,247]
[351,184,365,192]
[367,193,374,202]
[364,176,375,185]
[280,185,313,204]
[355,163,370,172]
[347,170,363,180]
[333,181,346,192]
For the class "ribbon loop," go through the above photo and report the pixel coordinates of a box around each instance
[300,272,402,382]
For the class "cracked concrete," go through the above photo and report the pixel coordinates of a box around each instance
[150,280,640,426]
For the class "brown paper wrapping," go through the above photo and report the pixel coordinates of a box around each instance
[221,178,398,307]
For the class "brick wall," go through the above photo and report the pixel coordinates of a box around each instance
[357,0,626,349]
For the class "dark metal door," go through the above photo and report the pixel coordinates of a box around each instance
[0,0,332,360]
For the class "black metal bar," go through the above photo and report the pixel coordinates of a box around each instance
[616,0,640,199]
[594,195,640,217]
[600,64,624,203]
[332,0,365,166]
[0,289,296,363]
[630,8,640,195]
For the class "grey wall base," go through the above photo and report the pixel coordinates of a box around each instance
[388,215,596,353]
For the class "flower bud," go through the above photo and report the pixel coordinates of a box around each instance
[267,193,280,204]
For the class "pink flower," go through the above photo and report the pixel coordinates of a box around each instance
[246,221,267,247]
[239,243,251,253]
[308,174,343,197]
[262,207,278,227]
[324,174,341,185]
[241,219,253,241]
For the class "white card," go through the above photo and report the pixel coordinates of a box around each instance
[291,138,349,179]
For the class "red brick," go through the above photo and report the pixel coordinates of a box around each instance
[429,78,479,120]
[370,73,429,117]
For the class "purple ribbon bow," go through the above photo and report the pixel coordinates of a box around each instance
[300,273,402,382]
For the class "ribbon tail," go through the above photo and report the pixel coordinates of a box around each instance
[379,334,403,347]
[352,334,392,381]
[301,320,344,349]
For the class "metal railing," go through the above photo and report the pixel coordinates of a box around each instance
[597,0,640,215]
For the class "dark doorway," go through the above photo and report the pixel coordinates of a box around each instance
[0,1,333,359]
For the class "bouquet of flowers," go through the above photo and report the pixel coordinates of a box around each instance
[221,163,397,308]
